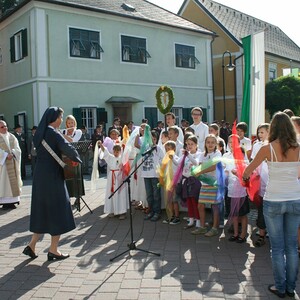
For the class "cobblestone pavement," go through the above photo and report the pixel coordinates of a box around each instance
[0,174,299,300]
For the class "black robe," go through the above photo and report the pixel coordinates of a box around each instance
[30,127,81,235]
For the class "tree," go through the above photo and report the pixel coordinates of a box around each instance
[266,76,300,116]
[0,0,19,16]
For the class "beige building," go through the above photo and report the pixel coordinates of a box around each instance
[179,0,300,123]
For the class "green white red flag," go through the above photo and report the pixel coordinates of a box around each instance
[241,30,265,137]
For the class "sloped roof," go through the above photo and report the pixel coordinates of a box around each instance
[1,0,215,37]
[182,0,300,62]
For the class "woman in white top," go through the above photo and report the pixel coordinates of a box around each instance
[62,115,82,142]
[243,112,300,298]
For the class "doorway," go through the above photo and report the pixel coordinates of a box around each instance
[113,105,132,126]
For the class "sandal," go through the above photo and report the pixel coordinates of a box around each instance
[254,236,265,247]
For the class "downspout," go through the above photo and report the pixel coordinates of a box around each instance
[210,35,216,121]
[234,53,244,120]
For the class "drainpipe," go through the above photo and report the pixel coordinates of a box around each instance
[210,36,216,121]
[234,54,244,120]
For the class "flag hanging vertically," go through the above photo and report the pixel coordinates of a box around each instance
[241,30,265,137]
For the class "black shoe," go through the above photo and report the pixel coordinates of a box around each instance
[23,246,38,259]
[228,235,238,242]
[236,236,247,243]
[2,204,17,210]
[286,290,295,297]
[47,252,70,261]
[268,285,285,298]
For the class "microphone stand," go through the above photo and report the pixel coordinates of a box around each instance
[109,147,160,262]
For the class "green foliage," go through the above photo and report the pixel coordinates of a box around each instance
[266,76,300,116]
[0,0,18,15]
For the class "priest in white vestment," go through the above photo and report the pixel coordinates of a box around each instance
[0,120,22,209]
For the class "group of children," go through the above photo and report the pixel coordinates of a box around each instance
[94,107,271,246]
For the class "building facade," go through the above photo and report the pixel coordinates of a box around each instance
[0,0,215,136]
[179,0,300,123]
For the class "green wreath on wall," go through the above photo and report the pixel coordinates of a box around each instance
[156,86,174,114]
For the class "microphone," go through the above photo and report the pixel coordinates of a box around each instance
[142,145,157,156]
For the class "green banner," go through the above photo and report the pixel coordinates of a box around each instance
[241,35,251,127]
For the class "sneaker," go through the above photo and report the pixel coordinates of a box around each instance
[191,227,207,235]
[150,213,160,222]
[162,216,174,224]
[144,212,153,220]
[170,217,180,225]
[204,228,219,237]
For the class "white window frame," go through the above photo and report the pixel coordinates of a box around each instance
[174,43,199,70]
[80,107,97,136]
[14,32,23,61]
[68,27,103,61]
[120,34,150,65]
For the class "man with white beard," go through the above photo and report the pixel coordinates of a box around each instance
[0,120,22,209]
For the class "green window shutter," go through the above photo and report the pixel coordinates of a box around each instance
[10,36,15,63]
[14,115,18,128]
[144,107,157,129]
[97,108,107,124]
[201,107,207,123]
[182,108,193,125]
[72,108,82,128]
[22,29,28,57]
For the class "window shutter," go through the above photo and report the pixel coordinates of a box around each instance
[182,108,193,125]
[97,108,107,124]
[22,29,28,58]
[144,107,158,129]
[201,107,207,123]
[14,115,18,128]
[72,108,82,128]
[10,36,15,63]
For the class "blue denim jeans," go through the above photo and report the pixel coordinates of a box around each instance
[263,200,300,293]
[144,178,161,214]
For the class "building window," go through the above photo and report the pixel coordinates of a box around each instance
[170,107,183,125]
[80,108,97,136]
[268,62,277,81]
[121,35,151,64]
[10,29,28,63]
[69,28,104,59]
[175,44,199,69]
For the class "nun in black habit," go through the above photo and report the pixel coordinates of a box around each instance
[22,107,82,261]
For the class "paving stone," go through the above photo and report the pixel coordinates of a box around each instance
[1,177,299,299]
